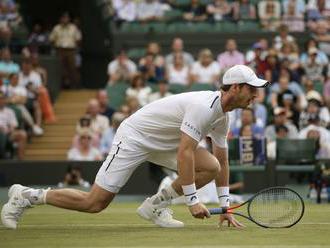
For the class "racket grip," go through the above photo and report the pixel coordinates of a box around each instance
[208,207,227,215]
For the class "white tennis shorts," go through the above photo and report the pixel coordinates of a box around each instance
[95,124,177,193]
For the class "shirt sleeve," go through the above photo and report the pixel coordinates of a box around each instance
[180,104,213,143]
[207,115,229,148]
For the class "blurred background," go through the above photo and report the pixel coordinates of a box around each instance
[0,0,329,204]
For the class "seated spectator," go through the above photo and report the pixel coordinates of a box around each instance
[0,91,27,159]
[58,166,91,188]
[139,42,165,68]
[299,114,330,159]
[267,124,289,159]
[136,0,168,22]
[107,50,137,85]
[165,37,194,67]
[300,39,329,67]
[261,50,279,83]
[258,0,281,31]
[190,48,220,85]
[166,52,190,86]
[2,73,43,135]
[148,79,172,102]
[18,59,44,128]
[183,0,207,22]
[232,0,257,21]
[96,90,115,122]
[299,91,330,129]
[206,0,231,21]
[324,69,330,108]
[217,39,245,75]
[282,0,305,32]
[72,115,100,149]
[273,24,295,51]
[245,39,269,74]
[126,74,152,106]
[112,0,137,23]
[306,0,327,22]
[306,129,330,159]
[100,112,126,157]
[139,53,164,83]
[0,47,19,79]
[311,20,330,57]
[301,47,326,85]
[230,98,267,130]
[277,42,300,72]
[265,107,298,142]
[28,23,50,54]
[230,108,264,139]
[68,128,102,161]
[85,99,109,136]
[270,74,306,112]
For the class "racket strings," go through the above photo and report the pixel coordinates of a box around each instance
[248,188,304,228]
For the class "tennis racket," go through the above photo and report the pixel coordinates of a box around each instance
[209,187,305,228]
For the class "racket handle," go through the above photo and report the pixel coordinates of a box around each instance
[208,207,227,215]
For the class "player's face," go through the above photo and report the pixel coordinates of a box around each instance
[237,84,258,108]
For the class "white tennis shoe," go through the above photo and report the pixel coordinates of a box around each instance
[1,184,32,229]
[137,197,184,228]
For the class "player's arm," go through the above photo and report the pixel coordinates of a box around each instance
[176,132,210,219]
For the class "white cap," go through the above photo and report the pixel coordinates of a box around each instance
[222,65,268,88]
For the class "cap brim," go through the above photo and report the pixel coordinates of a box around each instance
[246,78,269,88]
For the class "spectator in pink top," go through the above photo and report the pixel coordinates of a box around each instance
[217,39,245,74]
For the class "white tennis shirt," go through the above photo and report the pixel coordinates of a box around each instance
[122,91,229,151]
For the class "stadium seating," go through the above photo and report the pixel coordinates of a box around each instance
[276,138,316,165]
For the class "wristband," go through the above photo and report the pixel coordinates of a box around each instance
[217,186,230,207]
[182,184,199,206]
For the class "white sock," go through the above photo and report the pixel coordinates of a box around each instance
[21,188,50,205]
[150,185,180,205]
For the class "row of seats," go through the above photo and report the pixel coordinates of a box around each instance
[107,82,215,109]
[118,21,261,33]
[228,138,316,165]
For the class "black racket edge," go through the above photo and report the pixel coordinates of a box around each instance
[209,186,305,228]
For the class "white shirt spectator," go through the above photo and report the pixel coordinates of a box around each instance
[126,86,152,106]
[113,0,137,21]
[191,61,220,84]
[0,106,17,134]
[136,0,166,21]
[1,84,27,98]
[49,23,81,49]
[67,147,102,161]
[167,64,190,85]
[148,91,172,103]
[298,124,330,145]
[18,70,42,88]
[90,115,109,136]
[107,59,137,78]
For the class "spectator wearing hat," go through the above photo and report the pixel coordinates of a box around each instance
[299,114,330,159]
[245,39,269,72]
[299,90,330,129]
[300,39,329,67]
[301,47,326,85]
[68,128,102,161]
[265,107,298,143]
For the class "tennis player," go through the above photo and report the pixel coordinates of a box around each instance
[1,65,268,229]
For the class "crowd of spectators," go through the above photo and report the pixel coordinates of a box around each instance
[81,17,330,162]
[111,0,330,32]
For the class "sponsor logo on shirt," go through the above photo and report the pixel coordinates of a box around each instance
[184,122,201,136]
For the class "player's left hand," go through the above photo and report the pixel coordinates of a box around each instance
[219,213,245,228]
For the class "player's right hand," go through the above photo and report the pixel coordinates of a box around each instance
[189,203,210,219]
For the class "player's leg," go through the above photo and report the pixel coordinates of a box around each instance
[46,184,115,212]
[137,147,218,227]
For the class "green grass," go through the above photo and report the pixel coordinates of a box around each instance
[0,203,330,247]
